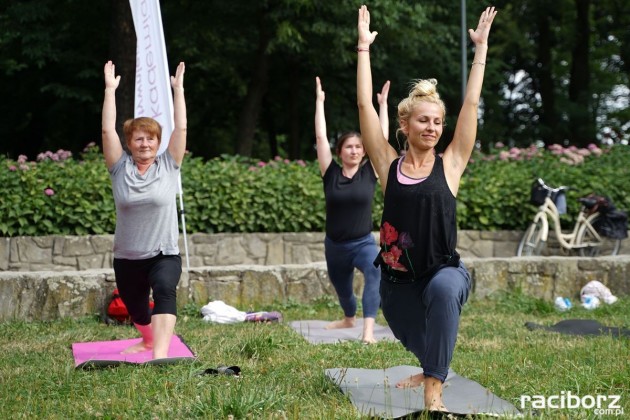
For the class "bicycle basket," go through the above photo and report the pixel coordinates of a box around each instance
[593,209,629,239]
[530,181,548,206]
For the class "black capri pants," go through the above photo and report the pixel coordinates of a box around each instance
[113,253,182,326]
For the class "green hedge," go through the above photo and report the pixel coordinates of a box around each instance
[2,143,629,237]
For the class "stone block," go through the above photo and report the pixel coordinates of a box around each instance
[16,237,51,264]
[195,244,218,259]
[62,237,94,257]
[32,236,54,248]
[9,240,18,263]
[0,238,8,270]
[284,263,331,303]
[52,255,78,267]
[102,252,113,269]
[91,235,114,253]
[288,244,314,264]
[77,254,104,270]
[265,240,284,265]
[240,269,284,307]
[470,240,494,258]
[53,237,65,256]
[185,256,204,268]
[244,235,268,262]
[216,237,250,264]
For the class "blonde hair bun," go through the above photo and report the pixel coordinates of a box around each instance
[409,78,440,100]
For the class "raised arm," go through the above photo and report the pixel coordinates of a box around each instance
[377,80,390,140]
[102,61,124,169]
[444,7,497,191]
[357,5,398,191]
[314,77,333,176]
[167,62,187,166]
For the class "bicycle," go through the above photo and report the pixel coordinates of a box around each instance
[516,178,623,257]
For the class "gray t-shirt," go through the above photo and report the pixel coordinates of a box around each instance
[109,151,180,259]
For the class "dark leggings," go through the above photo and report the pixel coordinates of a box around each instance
[324,233,381,318]
[380,261,471,382]
[113,253,182,326]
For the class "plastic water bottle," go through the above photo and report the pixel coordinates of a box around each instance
[554,297,571,311]
[563,297,572,310]
[581,294,601,310]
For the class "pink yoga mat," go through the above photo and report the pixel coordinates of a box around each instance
[72,335,196,369]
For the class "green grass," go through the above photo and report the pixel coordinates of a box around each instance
[1,293,628,419]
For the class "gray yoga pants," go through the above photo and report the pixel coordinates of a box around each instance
[380,261,471,382]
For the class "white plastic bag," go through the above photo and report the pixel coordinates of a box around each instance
[580,280,618,305]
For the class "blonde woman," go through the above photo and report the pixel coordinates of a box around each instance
[356,5,497,412]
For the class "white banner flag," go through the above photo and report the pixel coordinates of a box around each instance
[129,0,173,155]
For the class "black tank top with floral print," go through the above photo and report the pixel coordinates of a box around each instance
[375,155,460,283]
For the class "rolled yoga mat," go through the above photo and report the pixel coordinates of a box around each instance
[525,319,630,337]
[325,365,521,418]
[72,334,196,369]
[288,319,397,344]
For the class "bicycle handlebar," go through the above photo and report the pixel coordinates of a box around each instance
[536,178,570,193]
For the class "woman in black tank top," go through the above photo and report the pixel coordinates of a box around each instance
[357,5,498,413]
[314,76,389,343]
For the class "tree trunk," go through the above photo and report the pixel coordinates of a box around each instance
[235,9,270,157]
[288,60,300,160]
[263,96,279,158]
[568,0,594,146]
[535,13,559,145]
[109,0,136,140]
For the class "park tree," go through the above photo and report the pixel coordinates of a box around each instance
[0,0,627,160]
[0,0,108,159]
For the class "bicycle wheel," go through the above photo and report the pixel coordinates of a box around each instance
[517,218,547,256]
[576,214,622,256]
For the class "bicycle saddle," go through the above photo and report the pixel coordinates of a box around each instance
[578,197,598,209]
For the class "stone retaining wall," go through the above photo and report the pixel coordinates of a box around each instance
[1,256,628,322]
[7,230,626,272]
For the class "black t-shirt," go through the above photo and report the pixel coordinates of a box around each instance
[322,160,377,242]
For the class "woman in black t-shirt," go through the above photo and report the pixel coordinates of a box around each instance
[314,76,388,343]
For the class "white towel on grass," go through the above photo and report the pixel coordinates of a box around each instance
[201,300,247,324]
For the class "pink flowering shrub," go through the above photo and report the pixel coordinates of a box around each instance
[458,143,629,230]
[1,142,628,235]
[1,144,115,236]
[481,142,604,164]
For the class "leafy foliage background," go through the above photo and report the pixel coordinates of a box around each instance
[2,143,629,237]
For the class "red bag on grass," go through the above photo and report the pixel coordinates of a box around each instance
[106,289,154,325]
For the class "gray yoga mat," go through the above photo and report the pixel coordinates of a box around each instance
[525,319,630,337]
[288,319,397,344]
[325,365,521,418]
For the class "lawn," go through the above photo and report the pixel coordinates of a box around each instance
[1,292,628,419]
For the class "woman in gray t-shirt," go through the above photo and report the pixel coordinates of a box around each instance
[102,60,187,360]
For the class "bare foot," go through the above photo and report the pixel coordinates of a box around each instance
[362,336,377,344]
[396,373,425,388]
[325,317,356,329]
[427,403,449,412]
[425,376,448,412]
[121,340,153,354]
[362,317,376,344]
